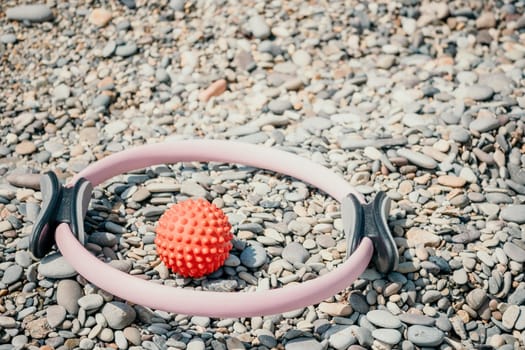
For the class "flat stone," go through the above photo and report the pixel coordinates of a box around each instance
[466,288,487,310]
[78,294,104,311]
[240,243,267,268]
[452,269,468,285]
[503,242,525,263]
[181,181,207,197]
[458,85,494,101]
[282,242,310,264]
[407,325,444,347]
[349,293,369,314]
[372,328,401,345]
[285,337,323,350]
[102,41,117,57]
[437,175,466,188]
[89,232,117,247]
[500,205,525,224]
[470,116,500,133]
[366,310,402,328]
[406,228,441,247]
[398,313,435,326]
[57,280,83,315]
[396,148,438,169]
[421,290,441,304]
[6,5,54,22]
[1,264,23,285]
[92,94,112,108]
[328,326,356,350]
[268,99,292,115]
[102,302,136,330]
[502,305,520,329]
[187,339,205,350]
[116,42,138,57]
[123,327,141,346]
[15,141,37,155]
[38,253,77,279]
[46,305,66,328]
[319,302,352,317]
[0,316,16,328]
[449,128,471,144]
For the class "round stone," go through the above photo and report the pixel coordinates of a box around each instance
[38,253,77,279]
[78,294,104,311]
[407,325,444,347]
[503,242,525,263]
[372,328,401,345]
[1,264,23,285]
[46,305,66,328]
[500,205,525,224]
[57,279,83,315]
[282,242,310,264]
[240,243,267,268]
[366,310,402,329]
[102,302,136,330]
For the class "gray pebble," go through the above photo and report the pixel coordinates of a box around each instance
[398,313,435,326]
[53,84,70,102]
[1,34,17,44]
[248,15,270,39]
[187,338,205,350]
[169,0,185,11]
[15,250,32,268]
[458,84,494,101]
[452,269,468,285]
[6,5,54,22]
[470,115,500,133]
[92,94,112,109]
[502,305,520,329]
[102,41,117,58]
[366,310,402,328]
[282,242,310,264]
[449,127,471,143]
[78,294,104,311]
[396,148,437,169]
[57,279,82,315]
[1,264,23,285]
[500,205,525,224]
[115,330,128,349]
[116,42,138,57]
[240,243,267,268]
[180,181,207,197]
[349,293,369,314]
[102,302,136,330]
[268,99,292,115]
[372,328,401,345]
[46,305,66,328]
[89,231,118,246]
[406,325,444,347]
[191,316,210,327]
[466,288,487,310]
[38,253,77,279]
[503,242,525,263]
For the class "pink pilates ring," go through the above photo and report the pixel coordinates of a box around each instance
[30,139,398,317]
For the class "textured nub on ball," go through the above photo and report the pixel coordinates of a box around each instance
[155,198,233,278]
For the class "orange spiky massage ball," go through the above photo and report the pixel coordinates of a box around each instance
[155,198,233,278]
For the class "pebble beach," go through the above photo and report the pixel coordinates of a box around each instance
[1,1,525,349]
